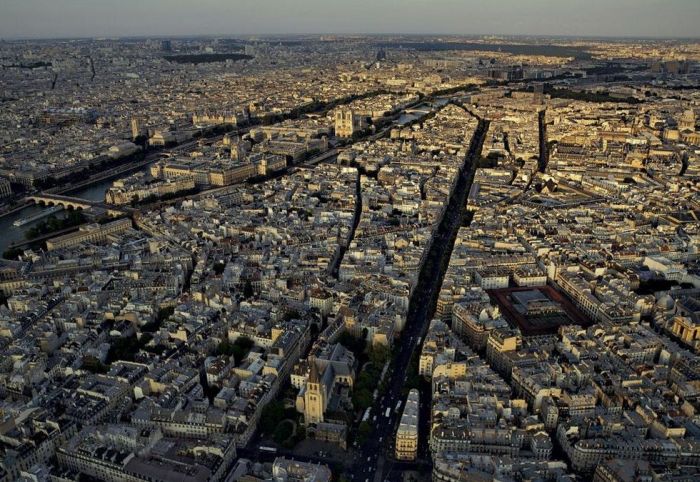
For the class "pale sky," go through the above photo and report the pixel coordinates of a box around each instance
[1,0,698,40]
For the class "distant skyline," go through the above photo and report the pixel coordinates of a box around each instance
[1,0,699,40]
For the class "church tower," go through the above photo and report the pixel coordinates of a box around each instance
[131,118,143,140]
[303,361,325,425]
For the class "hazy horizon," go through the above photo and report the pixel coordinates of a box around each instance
[2,0,699,41]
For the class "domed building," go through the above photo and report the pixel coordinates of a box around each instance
[679,109,696,133]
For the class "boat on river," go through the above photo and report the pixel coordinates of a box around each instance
[12,206,63,227]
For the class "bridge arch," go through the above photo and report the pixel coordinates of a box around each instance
[27,194,94,211]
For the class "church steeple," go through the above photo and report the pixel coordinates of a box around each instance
[304,357,325,425]
[309,357,320,384]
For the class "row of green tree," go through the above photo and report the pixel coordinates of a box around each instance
[336,332,391,414]
[259,401,306,448]
[33,149,147,190]
[129,187,200,207]
[25,211,85,240]
[216,336,254,364]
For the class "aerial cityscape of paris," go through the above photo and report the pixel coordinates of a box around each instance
[1,1,700,481]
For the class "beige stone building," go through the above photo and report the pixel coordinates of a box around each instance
[46,218,132,251]
[334,109,366,138]
[395,389,419,461]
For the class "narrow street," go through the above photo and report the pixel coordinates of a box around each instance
[328,167,362,279]
[538,109,549,173]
